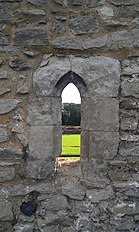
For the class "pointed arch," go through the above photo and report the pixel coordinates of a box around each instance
[55,71,87,98]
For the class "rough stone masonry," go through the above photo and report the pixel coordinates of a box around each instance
[0,0,139,231]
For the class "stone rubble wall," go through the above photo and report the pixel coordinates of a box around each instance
[0,0,139,231]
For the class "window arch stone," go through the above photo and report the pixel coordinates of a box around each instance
[27,55,120,180]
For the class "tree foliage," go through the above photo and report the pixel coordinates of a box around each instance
[62,103,81,126]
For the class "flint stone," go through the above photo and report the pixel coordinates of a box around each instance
[69,16,98,35]
[26,158,55,179]
[0,70,7,79]
[82,98,119,131]
[0,129,8,143]
[0,165,15,181]
[14,29,48,46]
[86,186,114,202]
[0,99,19,115]
[0,200,13,221]
[83,35,107,49]
[33,56,70,97]
[72,56,120,97]
[111,0,134,5]
[99,6,114,18]
[62,183,85,200]
[52,36,82,50]
[89,131,119,159]
[121,78,139,98]
[0,87,10,96]
[111,30,133,49]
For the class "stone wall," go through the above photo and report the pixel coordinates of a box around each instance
[0,0,139,231]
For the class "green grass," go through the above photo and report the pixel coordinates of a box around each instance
[60,134,80,157]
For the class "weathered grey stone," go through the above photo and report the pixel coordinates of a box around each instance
[14,29,48,46]
[82,98,119,131]
[33,56,70,97]
[120,118,138,130]
[119,144,139,156]
[52,36,82,50]
[113,201,139,216]
[86,186,114,202]
[26,158,55,179]
[121,77,139,98]
[82,35,107,49]
[27,0,46,5]
[89,131,119,159]
[132,18,139,25]
[37,213,59,227]
[27,97,61,126]
[0,0,21,1]
[0,69,7,79]
[0,87,10,96]
[122,66,139,75]
[72,56,120,97]
[80,178,109,189]
[99,6,114,19]
[0,129,8,143]
[43,195,69,211]
[69,16,98,35]
[29,126,54,159]
[0,200,13,221]
[17,84,29,94]
[0,29,9,45]
[111,0,134,5]
[120,99,139,110]
[0,149,20,159]
[62,182,85,200]
[9,59,30,71]
[13,223,34,232]
[54,0,65,6]
[132,29,139,48]
[89,0,105,7]
[23,51,35,57]
[120,133,139,142]
[111,30,133,49]
[0,164,15,181]
[17,133,28,147]
[69,0,84,6]
[0,99,19,115]
[105,19,129,27]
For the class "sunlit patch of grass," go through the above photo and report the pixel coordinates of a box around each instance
[60,134,80,157]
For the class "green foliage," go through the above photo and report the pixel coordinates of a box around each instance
[62,103,81,126]
[60,134,80,157]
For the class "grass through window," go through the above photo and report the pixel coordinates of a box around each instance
[60,134,80,158]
